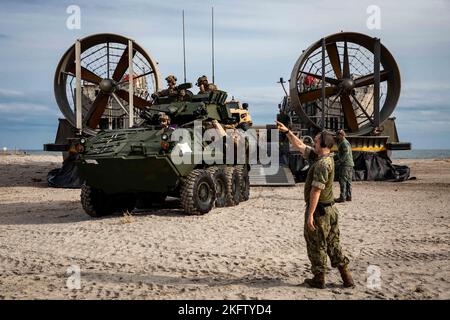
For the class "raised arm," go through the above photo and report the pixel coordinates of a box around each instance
[275,121,308,154]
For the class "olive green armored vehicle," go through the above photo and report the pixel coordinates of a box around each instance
[77,84,250,217]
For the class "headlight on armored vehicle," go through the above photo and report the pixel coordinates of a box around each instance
[160,141,170,150]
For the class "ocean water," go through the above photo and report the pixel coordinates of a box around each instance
[24,150,61,155]
[11,149,450,159]
[1,150,61,156]
[391,149,450,159]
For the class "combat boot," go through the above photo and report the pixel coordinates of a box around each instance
[338,265,355,288]
[346,196,352,201]
[304,273,325,289]
[334,197,345,203]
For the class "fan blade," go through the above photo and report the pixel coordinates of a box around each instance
[354,70,391,88]
[350,93,374,125]
[67,65,102,84]
[112,46,136,82]
[86,93,109,129]
[343,40,350,79]
[116,89,152,109]
[298,86,337,104]
[326,43,342,79]
[299,71,340,85]
[340,94,358,132]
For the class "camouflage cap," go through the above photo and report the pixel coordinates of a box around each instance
[165,74,177,82]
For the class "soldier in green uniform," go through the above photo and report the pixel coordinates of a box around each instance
[276,121,355,289]
[156,75,178,97]
[335,129,354,202]
[196,75,218,94]
[158,112,170,128]
[153,75,190,102]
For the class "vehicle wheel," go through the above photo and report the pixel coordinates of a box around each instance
[224,166,241,206]
[208,167,228,208]
[81,184,114,217]
[237,166,250,201]
[181,169,216,215]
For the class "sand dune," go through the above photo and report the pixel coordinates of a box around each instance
[0,155,449,299]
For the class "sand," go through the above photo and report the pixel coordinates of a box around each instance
[0,154,449,300]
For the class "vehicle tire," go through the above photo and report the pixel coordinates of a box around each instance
[81,183,115,217]
[224,166,241,206]
[181,169,216,215]
[237,166,250,201]
[208,167,228,208]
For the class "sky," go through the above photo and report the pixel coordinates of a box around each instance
[0,0,449,149]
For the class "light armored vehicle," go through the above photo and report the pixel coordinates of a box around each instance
[77,85,250,217]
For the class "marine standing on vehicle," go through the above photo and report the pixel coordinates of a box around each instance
[157,74,178,97]
[153,74,189,102]
[196,75,218,93]
[276,121,355,289]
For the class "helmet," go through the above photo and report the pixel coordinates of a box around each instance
[196,75,208,86]
[165,75,177,82]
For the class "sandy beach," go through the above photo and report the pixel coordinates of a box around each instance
[0,154,449,300]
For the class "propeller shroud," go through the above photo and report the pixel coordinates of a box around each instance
[54,33,162,136]
[289,32,401,135]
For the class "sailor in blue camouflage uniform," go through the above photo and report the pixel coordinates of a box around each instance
[276,121,355,289]
[335,129,354,202]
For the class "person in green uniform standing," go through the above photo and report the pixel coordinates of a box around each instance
[276,121,355,289]
[335,129,354,203]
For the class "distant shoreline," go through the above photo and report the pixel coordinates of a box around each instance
[391,149,450,160]
[1,149,450,160]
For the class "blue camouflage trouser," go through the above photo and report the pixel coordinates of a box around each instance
[339,166,353,199]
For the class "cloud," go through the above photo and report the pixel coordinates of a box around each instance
[0,88,61,136]
[228,86,283,104]
[0,0,449,149]
[0,102,55,115]
[0,88,58,109]
[397,81,450,111]
[0,88,23,98]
